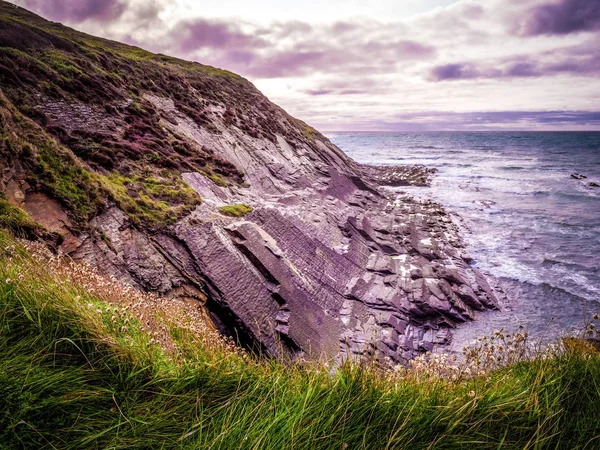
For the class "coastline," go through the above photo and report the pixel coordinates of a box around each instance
[378,178,510,355]
[330,131,600,351]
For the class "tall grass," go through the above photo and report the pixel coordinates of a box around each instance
[1,230,599,449]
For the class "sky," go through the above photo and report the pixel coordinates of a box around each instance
[11,0,600,131]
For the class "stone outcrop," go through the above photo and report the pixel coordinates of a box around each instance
[54,95,499,364]
[0,1,499,364]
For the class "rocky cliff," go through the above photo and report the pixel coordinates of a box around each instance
[0,1,499,364]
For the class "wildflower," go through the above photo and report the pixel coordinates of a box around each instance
[5,278,12,284]
[468,390,475,397]
[120,326,128,333]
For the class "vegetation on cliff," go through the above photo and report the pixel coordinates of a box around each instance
[1,3,600,449]
[219,203,253,217]
[0,197,41,236]
[1,228,599,449]
[0,1,331,228]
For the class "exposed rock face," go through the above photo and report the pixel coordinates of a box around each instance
[0,1,499,364]
[60,95,498,364]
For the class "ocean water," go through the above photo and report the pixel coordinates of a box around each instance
[328,131,600,347]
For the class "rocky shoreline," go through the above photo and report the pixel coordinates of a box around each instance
[0,2,502,364]
[3,87,504,364]
[43,156,501,365]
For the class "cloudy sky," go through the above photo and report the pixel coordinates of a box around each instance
[12,0,600,130]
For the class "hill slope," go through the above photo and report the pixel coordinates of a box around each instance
[2,230,600,449]
[0,1,499,363]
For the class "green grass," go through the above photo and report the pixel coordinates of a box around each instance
[293,118,319,142]
[1,90,106,222]
[1,229,600,449]
[36,137,104,219]
[41,49,84,80]
[0,199,41,237]
[100,171,201,228]
[204,171,229,187]
[219,203,253,217]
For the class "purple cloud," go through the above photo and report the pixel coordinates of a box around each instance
[301,78,385,96]
[426,61,518,81]
[320,111,600,132]
[126,14,436,79]
[505,62,539,77]
[22,0,126,22]
[517,0,600,36]
[430,63,482,81]
[10,2,436,80]
[178,34,435,79]
[303,89,334,96]
[429,44,600,82]
[178,19,268,52]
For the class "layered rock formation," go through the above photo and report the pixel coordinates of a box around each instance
[0,1,498,363]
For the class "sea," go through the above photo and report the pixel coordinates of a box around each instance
[328,131,600,348]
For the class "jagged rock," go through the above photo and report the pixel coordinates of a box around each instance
[59,154,502,364]
[0,2,502,365]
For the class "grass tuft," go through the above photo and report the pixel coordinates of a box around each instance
[99,171,201,228]
[219,203,252,217]
[0,198,41,237]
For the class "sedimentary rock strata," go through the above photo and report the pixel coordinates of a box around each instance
[0,1,499,364]
[63,98,498,364]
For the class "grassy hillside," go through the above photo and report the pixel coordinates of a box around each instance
[1,227,600,449]
[0,1,328,229]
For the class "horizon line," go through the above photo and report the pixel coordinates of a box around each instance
[321,129,600,133]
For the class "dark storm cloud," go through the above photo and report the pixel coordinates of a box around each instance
[22,0,126,22]
[516,0,600,36]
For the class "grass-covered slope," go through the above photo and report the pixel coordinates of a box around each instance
[0,1,329,229]
[1,228,600,449]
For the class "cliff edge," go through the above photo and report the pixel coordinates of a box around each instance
[0,1,498,363]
